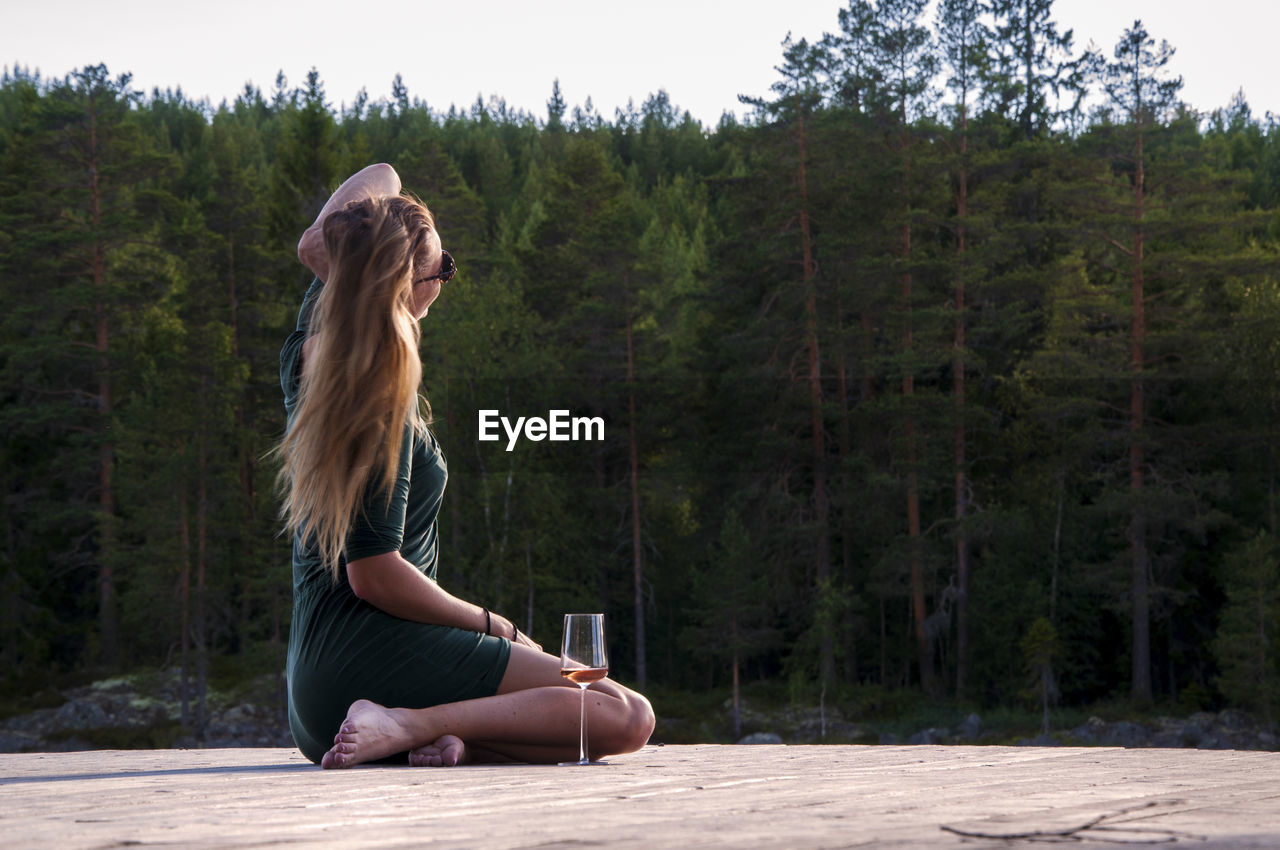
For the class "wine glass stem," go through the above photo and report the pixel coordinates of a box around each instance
[578,684,588,764]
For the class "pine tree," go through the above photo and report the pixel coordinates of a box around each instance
[1212,531,1280,722]
[683,510,781,739]
[546,79,566,131]
[1093,21,1184,704]
[936,0,990,697]
[741,33,836,689]
[986,0,1088,139]
[270,68,338,248]
[0,65,178,667]
[873,0,940,693]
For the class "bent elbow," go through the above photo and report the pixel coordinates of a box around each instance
[345,552,397,603]
[345,563,375,601]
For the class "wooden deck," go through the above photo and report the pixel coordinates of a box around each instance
[2,744,1278,848]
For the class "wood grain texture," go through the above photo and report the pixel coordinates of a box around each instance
[2,745,1278,848]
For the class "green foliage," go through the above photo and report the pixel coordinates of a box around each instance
[1,8,1278,730]
[1021,616,1059,732]
[1212,532,1280,721]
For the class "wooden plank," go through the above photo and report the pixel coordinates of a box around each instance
[2,745,1278,848]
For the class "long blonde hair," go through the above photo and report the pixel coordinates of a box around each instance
[277,195,435,581]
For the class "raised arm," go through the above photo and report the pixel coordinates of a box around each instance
[297,163,402,281]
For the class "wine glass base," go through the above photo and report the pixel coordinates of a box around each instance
[557,760,610,766]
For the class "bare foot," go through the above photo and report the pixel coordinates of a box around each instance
[320,699,419,769]
[408,734,469,767]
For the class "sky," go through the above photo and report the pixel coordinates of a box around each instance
[5,0,1279,127]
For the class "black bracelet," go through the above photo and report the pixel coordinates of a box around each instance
[484,607,491,636]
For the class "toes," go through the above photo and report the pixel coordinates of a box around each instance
[409,748,441,767]
[321,745,352,769]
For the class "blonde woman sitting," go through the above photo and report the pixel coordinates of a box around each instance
[278,164,654,768]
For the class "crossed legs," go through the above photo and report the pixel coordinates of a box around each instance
[320,643,655,768]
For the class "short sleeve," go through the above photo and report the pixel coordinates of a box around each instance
[344,426,414,562]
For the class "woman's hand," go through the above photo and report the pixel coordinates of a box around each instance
[490,611,541,651]
[513,629,542,651]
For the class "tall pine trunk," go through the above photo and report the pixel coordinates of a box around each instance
[196,374,210,741]
[795,102,834,687]
[731,612,741,740]
[953,103,970,697]
[1129,122,1152,704]
[624,273,646,690]
[89,100,118,668]
[898,122,931,693]
[178,443,191,731]
[836,290,856,683]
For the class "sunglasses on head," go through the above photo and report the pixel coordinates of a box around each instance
[418,249,456,284]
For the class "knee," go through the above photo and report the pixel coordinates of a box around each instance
[620,692,655,753]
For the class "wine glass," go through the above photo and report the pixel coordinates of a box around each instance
[560,613,608,766]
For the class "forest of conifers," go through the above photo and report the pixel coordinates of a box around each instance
[2,0,1279,731]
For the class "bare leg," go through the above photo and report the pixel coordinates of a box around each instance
[322,644,653,769]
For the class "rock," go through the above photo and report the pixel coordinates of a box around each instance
[221,704,254,723]
[737,732,783,745]
[1151,728,1195,748]
[1068,716,1107,745]
[1214,709,1251,732]
[908,728,948,745]
[877,732,901,745]
[44,736,95,752]
[1196,733,1232,750]
[0,669,292,754]
[0,730,39,753]
[53,699,111,732]
[1099,721,1150,748]
[956,714,981,740]
[1016,733,1058,747]
[1187,712,1216,732]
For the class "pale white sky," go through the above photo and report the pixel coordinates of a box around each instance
[5,1,1277,126]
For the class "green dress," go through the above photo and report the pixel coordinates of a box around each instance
[281,278,510,764]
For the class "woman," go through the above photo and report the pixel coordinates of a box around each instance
[278,163,654,768]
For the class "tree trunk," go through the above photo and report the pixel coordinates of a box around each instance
[1130,120,1152,705]
[836,290,856,684]
[795,101,835,688]
[89,101,117,668]
[900,140,931,694]
[196,375,210,741]
[1052,473,1064,626]
[878,594,887,686]
[228,233,262,643]
[178,444,191,731]
[525,539,535,636]
[1022,4,1035,140]
[731,612,741,741]
[446,390,464,591]
[624,274,645,690]
[953,104,970,698]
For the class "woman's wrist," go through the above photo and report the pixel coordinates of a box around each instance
[481,608,519,641]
